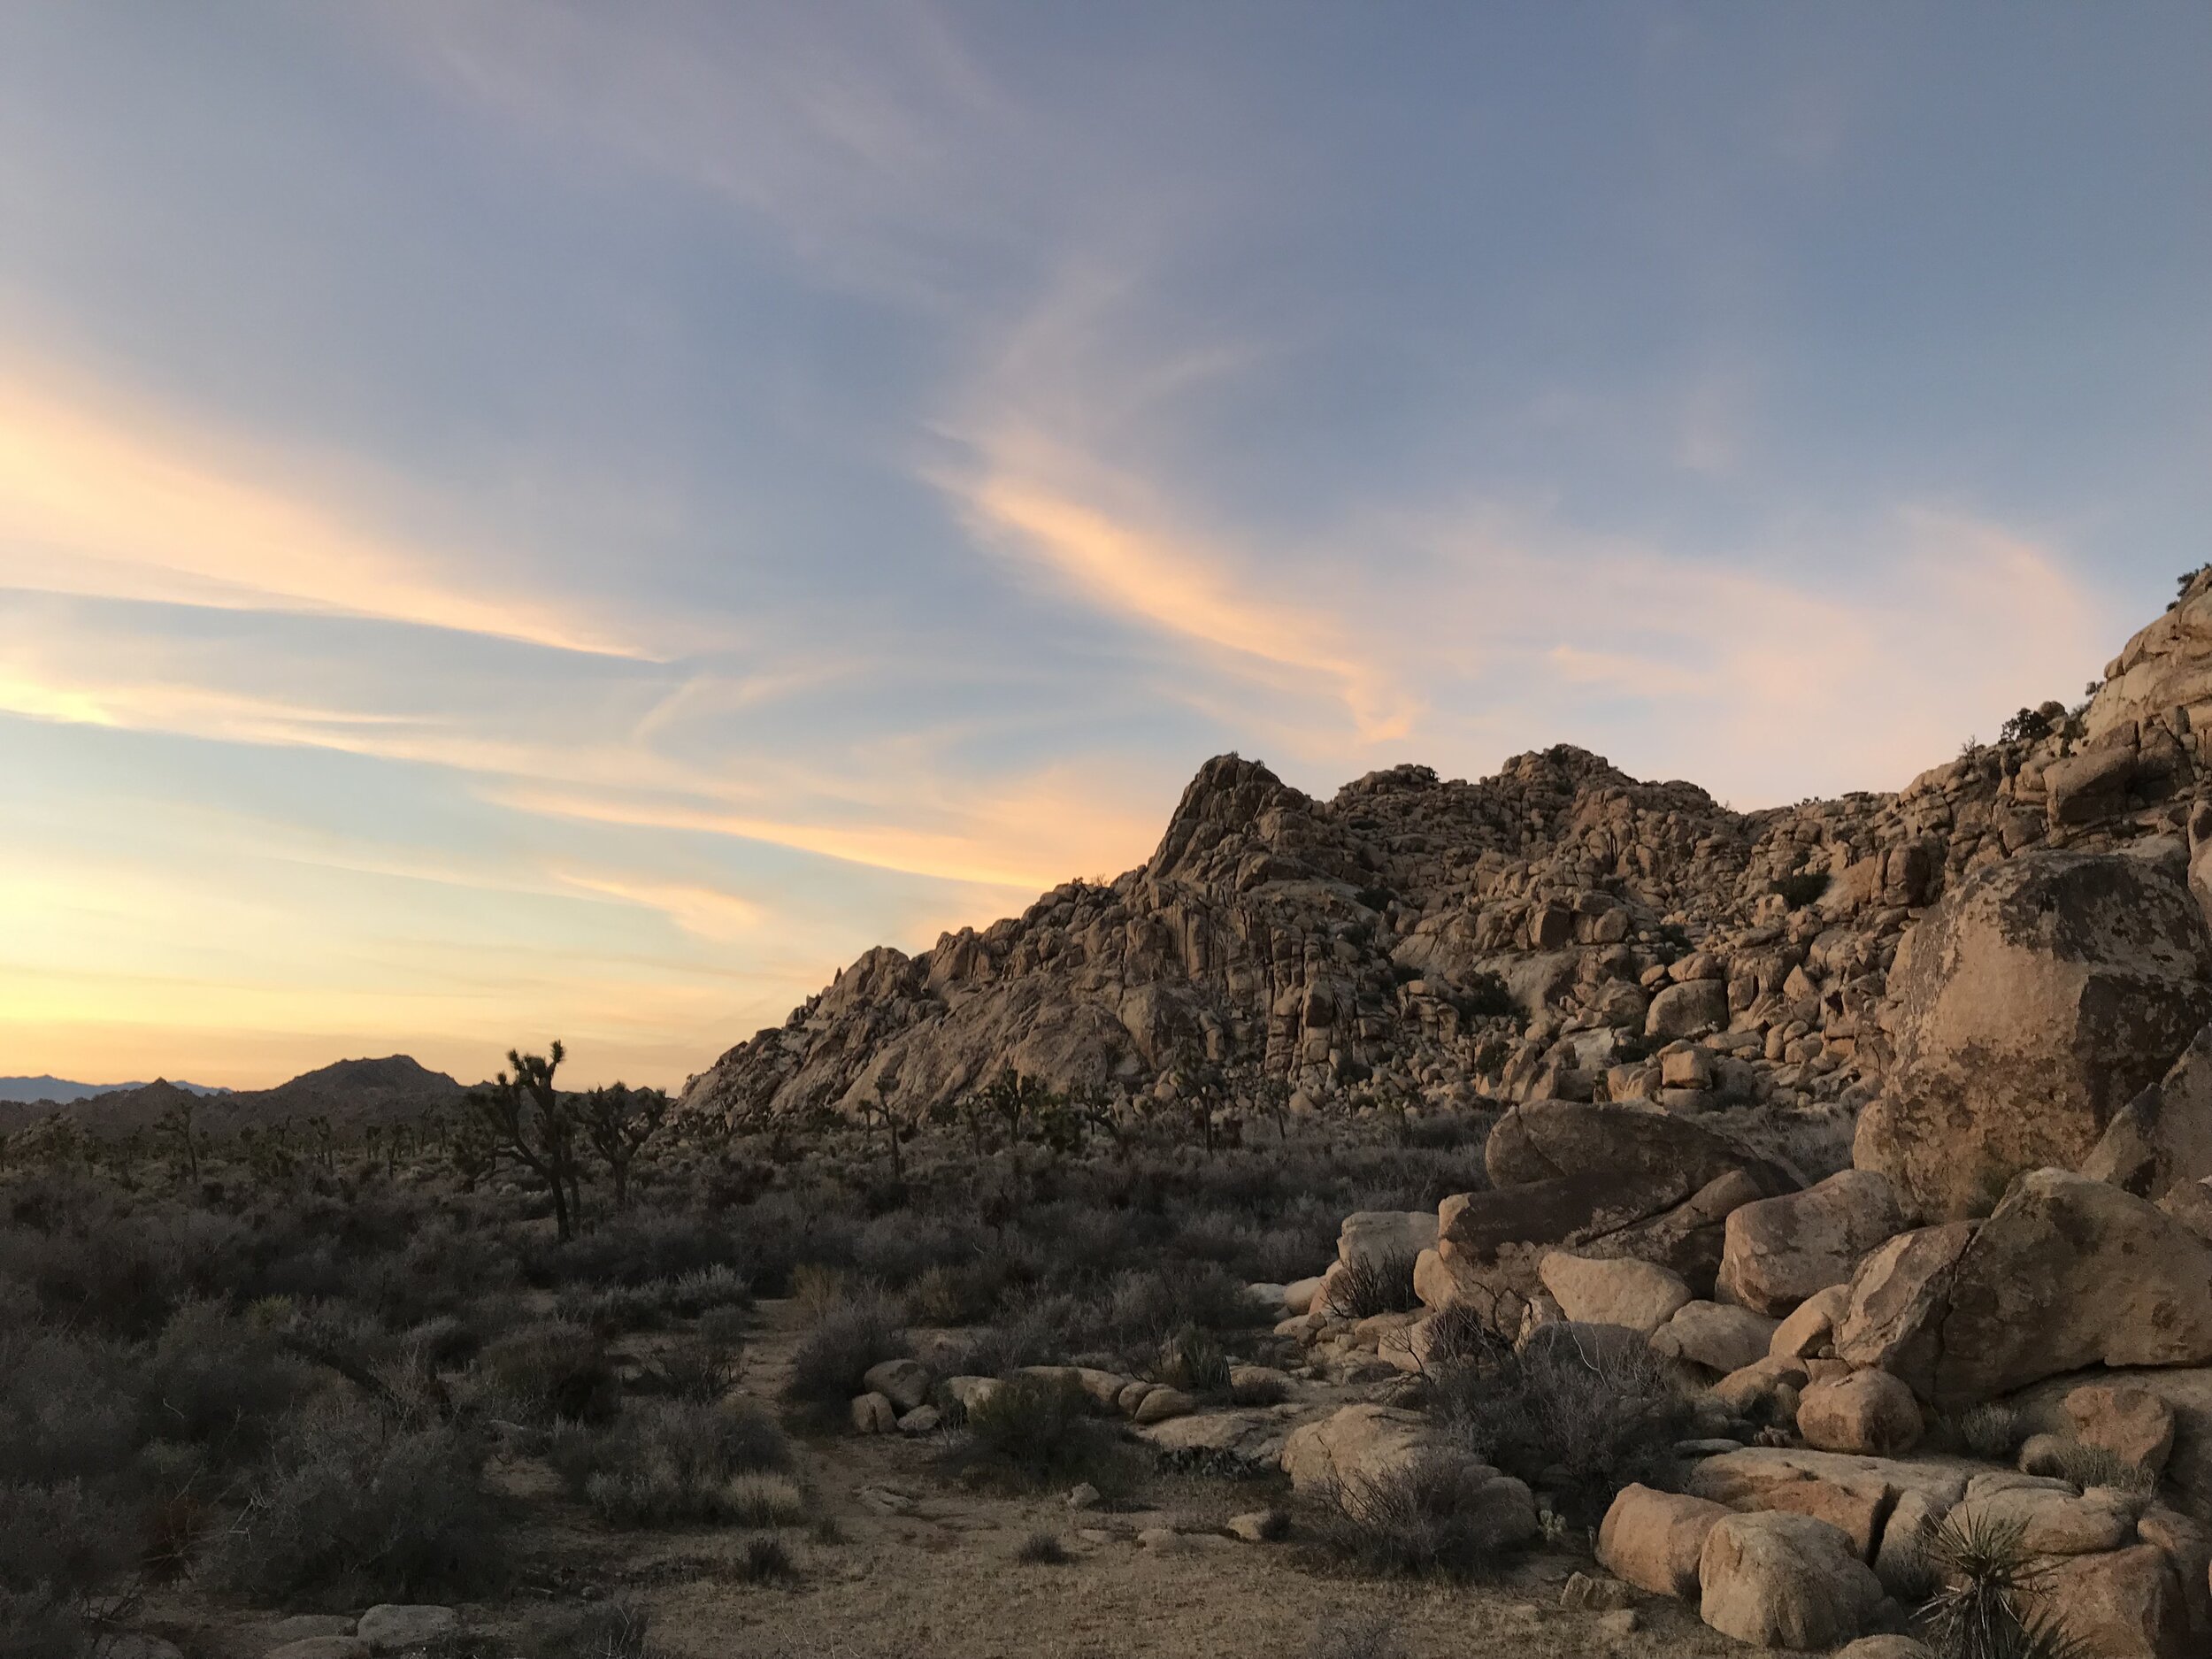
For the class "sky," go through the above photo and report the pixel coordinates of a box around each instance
[3,4,2208,1090]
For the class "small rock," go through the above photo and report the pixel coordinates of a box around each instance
[356,1606,458,1655]
[1834,1640,1933,1659]
[2063,1381,2177,1476]
[1225,1509,1285,1542]
[1595,1608,1641,1639]
[266,1620,358,1645]
[1562,1570,1637,1611]
[1135,1525,1187,1552]
[863,1357,933,1414]
[1133,1386,1195,1424]
[1066,1483,1101,1510]
[849,1391,896,1433]
[1796,1370,1923,1455]
[268,1641,367,1659]
[895,1403,943,1434]
[856,1485,918,1516]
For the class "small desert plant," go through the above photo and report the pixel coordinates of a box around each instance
[1316,1451,1529,1578]
[549,1400,795,1527]
[1322,1250,1420,1319]
[733,1535,796,1584]
[941,1374,1133,1495]
[781,1292,910,1423]
[524,1600,666,1659]
[1155,1323,1231,1395]
[1229,1368,1289,1407]
[1943,1403,2025,1463]
[1306,1611,1407,1659]
[1917,1509,2085,1659]
[2028,1438,2154,1495]
[1014,1529,1070,1563]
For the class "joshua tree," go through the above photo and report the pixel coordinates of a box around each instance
[577,1081,670,1210]
[157,1098,202,1185]
[854,1065,910,1183]
[467,1041,585,1240]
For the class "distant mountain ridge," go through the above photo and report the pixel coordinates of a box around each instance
[0,1056,466,1139]
[0,1076,229,1104]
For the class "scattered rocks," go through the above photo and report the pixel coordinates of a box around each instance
[863,1357,933,1414]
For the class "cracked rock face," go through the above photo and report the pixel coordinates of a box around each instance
[1854,850,2212,1219]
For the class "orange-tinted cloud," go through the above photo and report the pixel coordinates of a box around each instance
[0,364,649,657]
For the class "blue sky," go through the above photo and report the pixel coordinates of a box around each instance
[3,3,2208,1087]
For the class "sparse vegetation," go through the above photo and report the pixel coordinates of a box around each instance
[1322,1248,1421,1318]
[1917,1508,2085,1659]
[1316,1451,1529,1578]
[549,1399,796,1526]
[941,1373,1134,1496]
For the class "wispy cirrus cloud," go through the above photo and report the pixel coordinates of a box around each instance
[0,364,652,657]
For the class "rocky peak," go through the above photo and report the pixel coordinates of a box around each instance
[1145,753,1308,883]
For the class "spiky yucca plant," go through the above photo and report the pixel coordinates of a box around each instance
[1918,1509,2085,1659]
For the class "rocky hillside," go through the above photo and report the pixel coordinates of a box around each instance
[0,1054,465,1140]
[680,569,2212,1166]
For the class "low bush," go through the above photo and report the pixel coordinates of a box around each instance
[941,1374,1133,1496]
[211,1404,505,1606]
[733,1535,796,1584]
[1430,1320,1690,1526]
[1155,1323,1230,1395]
[1307,1612,1405,1659]
[1945,1404,2025,1463]
[472,1322,620,1425]
[1316,1451,1529,1578]
[2031,1438,2154,1495]
[1321,1250,1420,1319]
[782,1293,910,1422]
[549,1400,795,1528]
[1013,1529,1070,1564]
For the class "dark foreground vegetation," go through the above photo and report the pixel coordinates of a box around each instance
[0,1045,1505,1655]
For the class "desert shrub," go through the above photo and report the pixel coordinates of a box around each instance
[1316,1451,1529,1578]
[212,1402,505,1606]
[0,1330,141,1485]
[554,1282,667,1334]
[1430,1321,1691,1526]
[1307,1611,1406,1659]
[1230,1369,1290,1407]
[941,1374,1133,1495]
[1918,1508,2085,1659]
[653,1334,741,1405]
[2031,1439,2154,1494]
[0,1481,136,1649]
[1155,1323,1231,1395]
[1452,970,1521,1023]
[1095,1263,1263,1356]
[660,1265,753,1319]
[144,1299,306,1464]
[956,1290,1083,1376]
[534,1210,754,1292]
[782,1292,910,1422]
[521,1600,668,1659]
[1014,1529,1070,1564]
[549,1399,794,1527]
[1933,1403,2024,1462]
[733,1535,796,1584]
[472,1321,620,1425]
[1772,872,1832,910]
[1322,1249,1420,1319]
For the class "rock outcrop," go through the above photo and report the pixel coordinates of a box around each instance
[1853,852,2212,1219]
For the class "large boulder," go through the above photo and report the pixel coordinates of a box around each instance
[1796,1370,1923,1456]
[1647,978,1729,1040]
[1651,1302,1780,1375]
[1598,1483,1730,1600]
[1280,1404,1440,1496]
[1687,1446,1968,1558]
[1853,851,2212,1220]
[1538,1252,1692,1334]
[1336,1210,1439,1268]
[1935,1171,2212,1405]
[1427,1103,1793,1324]
[1698,1510,1887,1649]
[1832,1225,1978,1390]
[2037,1545,2194,1659]
[2085,1020,2212,1202]
[1717,1170,1912,1317]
